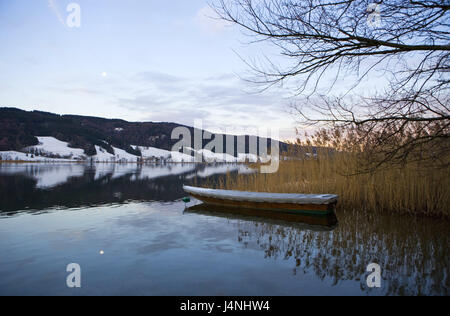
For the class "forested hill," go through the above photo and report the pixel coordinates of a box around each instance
[0,107,289,157]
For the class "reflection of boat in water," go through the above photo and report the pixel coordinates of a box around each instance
[185,203,338,231]
[183,185,338,215]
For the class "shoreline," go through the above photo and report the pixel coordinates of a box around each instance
[0,160,251,165]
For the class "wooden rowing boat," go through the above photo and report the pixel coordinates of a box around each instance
[183,185,338,215]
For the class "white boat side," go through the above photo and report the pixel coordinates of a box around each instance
[183,185,338,205]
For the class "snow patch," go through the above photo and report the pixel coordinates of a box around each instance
[26,137,86,159]
[91,145,139,163]
[133,145,193,162]
[133,146,171,159]
[0,151,78,162]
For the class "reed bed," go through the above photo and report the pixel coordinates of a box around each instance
[213,151,449,218]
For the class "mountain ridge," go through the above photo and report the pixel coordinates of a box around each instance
[0,107,290,158]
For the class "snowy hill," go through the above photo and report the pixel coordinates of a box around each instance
[0,137,272,163]
[26,137,86,159]
[0,108,291,160]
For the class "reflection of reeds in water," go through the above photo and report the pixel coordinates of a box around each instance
[213,155,449,218]
[231,209,449,295]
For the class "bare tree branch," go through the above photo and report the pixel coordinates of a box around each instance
[214,0,450,170]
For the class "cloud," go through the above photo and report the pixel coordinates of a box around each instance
[115,70,296,138]
[44,68,297,139]
[135,71,184,84]
[132,71,186,93]
[194,5,232,34]
[48,85,104,96]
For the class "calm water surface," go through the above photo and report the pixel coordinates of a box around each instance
[0,163,448,296]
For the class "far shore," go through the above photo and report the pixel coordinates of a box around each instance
[0,160,251,165]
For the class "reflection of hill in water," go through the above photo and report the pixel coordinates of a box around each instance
[191,205,449,296]
[0,163,248,214]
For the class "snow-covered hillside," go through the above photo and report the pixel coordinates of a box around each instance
[133,145,194,163]
[0,136,273,163]
[27,137,86,159]
[0,151,79,162]
[133,146,171,159]
[0,137,87,162]
[92,145,140,163]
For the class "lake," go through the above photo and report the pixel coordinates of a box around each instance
[0,163,448,296]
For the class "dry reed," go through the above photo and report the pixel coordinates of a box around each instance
[213,130,450,218]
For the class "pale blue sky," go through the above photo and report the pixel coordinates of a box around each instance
[0,0,390,140]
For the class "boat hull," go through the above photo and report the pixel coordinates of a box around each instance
[188,193,336,215]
